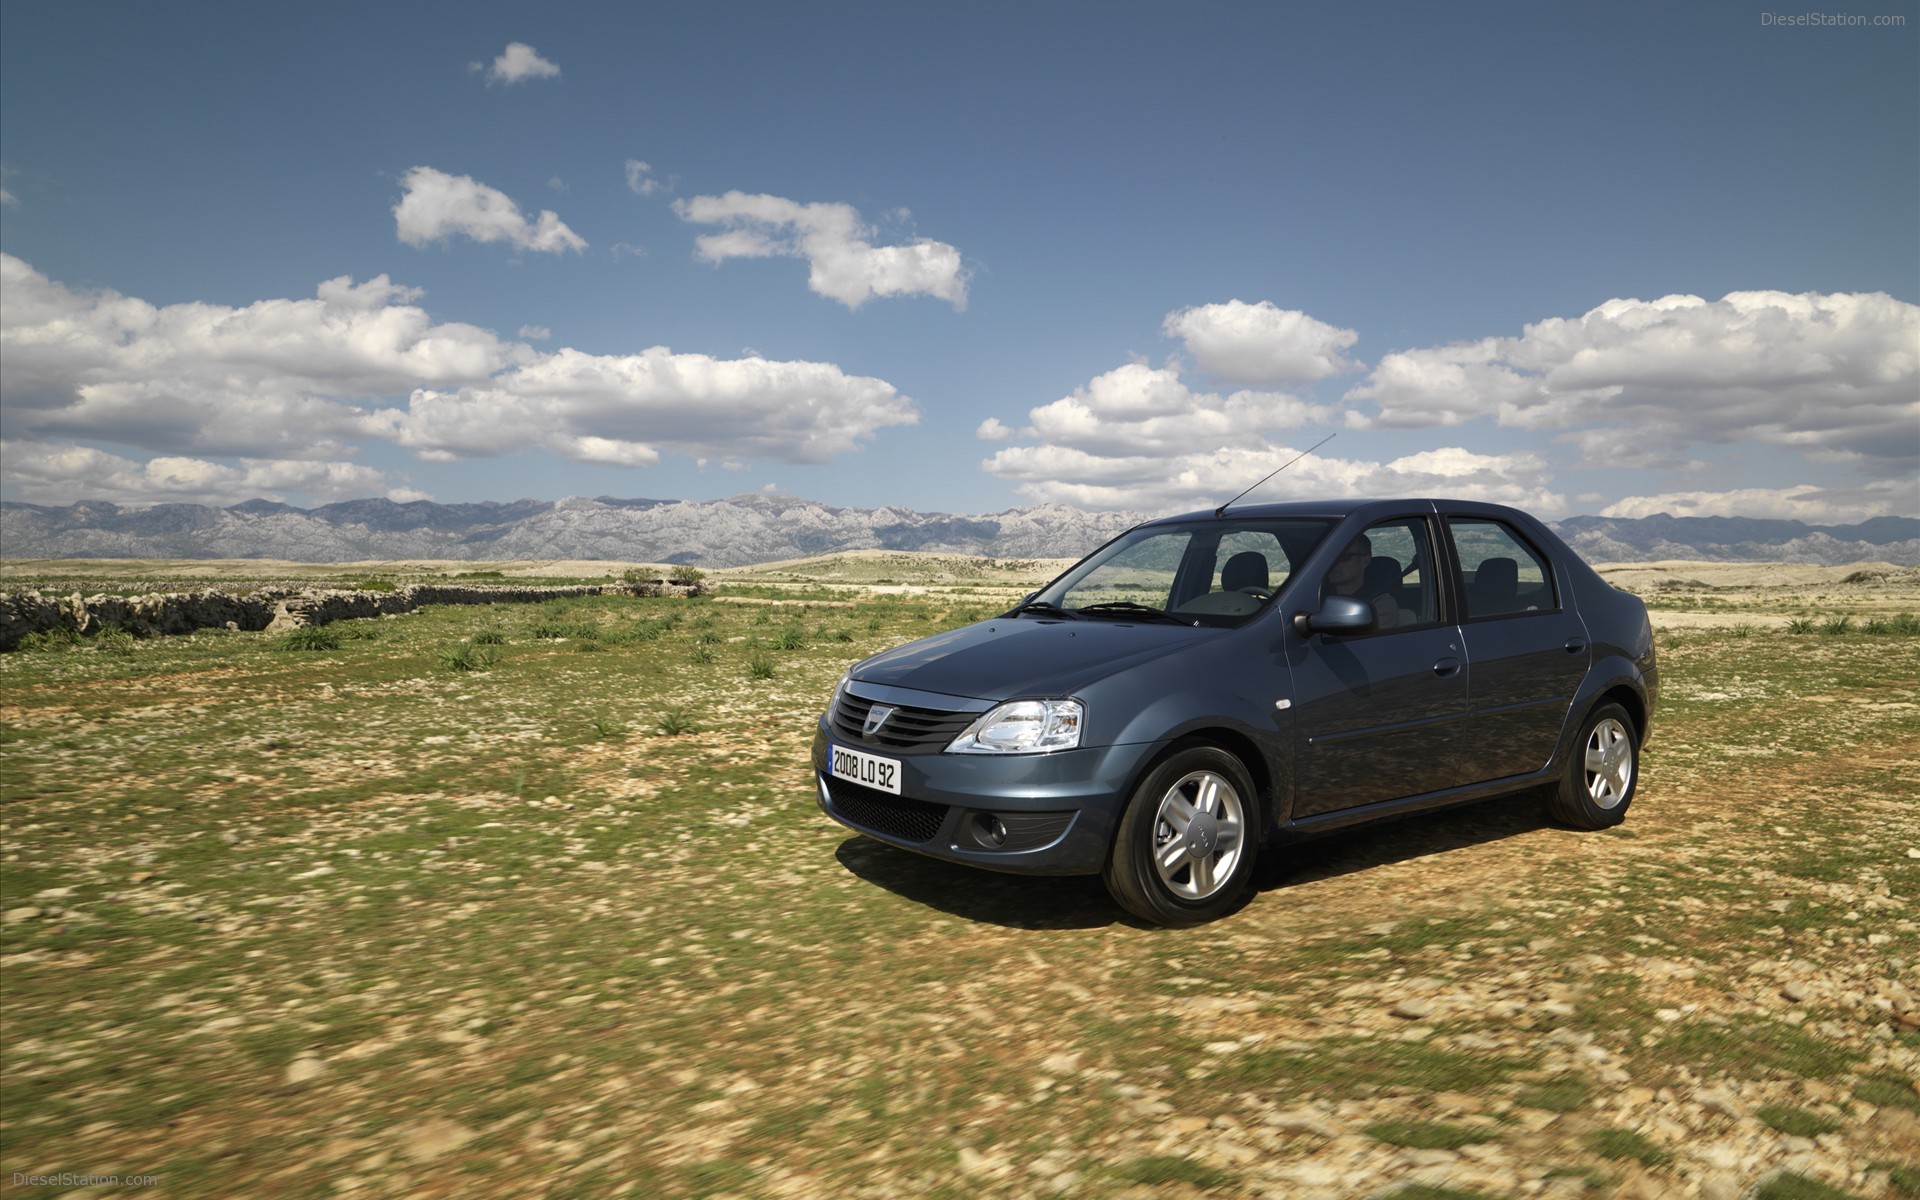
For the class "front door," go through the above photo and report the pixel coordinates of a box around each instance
[1287,516,1469,816]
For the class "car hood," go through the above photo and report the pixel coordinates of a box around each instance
[852,616,1219,700]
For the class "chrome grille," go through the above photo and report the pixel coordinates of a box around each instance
[829,692,975,752]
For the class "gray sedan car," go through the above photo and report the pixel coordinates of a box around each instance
[812,499,1657,925]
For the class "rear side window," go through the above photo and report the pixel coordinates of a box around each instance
[1448,518,1556,618]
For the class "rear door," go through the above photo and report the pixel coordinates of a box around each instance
[1445,515,1589,782]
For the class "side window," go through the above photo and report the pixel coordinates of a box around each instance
[1448,519,1556,618]
[1212,531,1291,596]
[1324,519,1439,630]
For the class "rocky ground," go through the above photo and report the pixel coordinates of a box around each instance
[0,573,1914,1199]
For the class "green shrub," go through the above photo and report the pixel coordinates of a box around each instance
[690,646,716,664]
[1757,1105,1839,1138]
[471,628,508,645]
[1786,617,1816,634]
[354,577,398,592]
[588,714,623,739]
[275,626,343,652]
[438,644,497,672]
[748,654,775,680]
[1516,1076,1592,1112]
[95,627,137,656]
[1820,616,1852,636]
[1110,1156,1234,1188]
[773,625,806,651]
[656,709,699,736]
[1584,1127,1670,1166]
[1363,1120,1496,1151]
[1753,1171,1859,1200]
[16,627,82,652]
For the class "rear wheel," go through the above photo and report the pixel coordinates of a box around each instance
[1547,702,1638,829]
[1103,745,1258,925]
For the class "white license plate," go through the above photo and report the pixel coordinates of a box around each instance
[828,744,902,795]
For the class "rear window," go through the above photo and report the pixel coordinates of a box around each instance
[1448,518,1557,617]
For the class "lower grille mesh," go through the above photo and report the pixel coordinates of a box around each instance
[824,777,949,844]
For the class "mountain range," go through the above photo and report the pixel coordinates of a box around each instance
[2,495,1916,568]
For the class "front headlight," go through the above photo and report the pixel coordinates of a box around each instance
[946,698,1084,755]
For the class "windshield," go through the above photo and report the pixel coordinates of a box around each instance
[1027,518,1334,627]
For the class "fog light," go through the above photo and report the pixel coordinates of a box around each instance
[974,813,1008,846]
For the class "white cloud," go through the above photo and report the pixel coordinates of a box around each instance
[982,441,1563,513]
[477,42,560,86]
[1020,362,1329,458]
[1345,291,1920,470]
[1163,301,1359,384]
[1598,482,1916,523]
[1,255,921,503]
[377,347,915,466]
[547,176,568,192]
[518,325,552,341]
[0,440,389,506]
[675,191,968,310]
[973,358,1337,510]
[394,167,587,255]
[0,187,15,207]
[625,160,663,197]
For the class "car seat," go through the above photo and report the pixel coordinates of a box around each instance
[1221,551,1270,594]
[1471,556,1518,615]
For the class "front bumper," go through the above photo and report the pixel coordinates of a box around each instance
[809,717,1152,876]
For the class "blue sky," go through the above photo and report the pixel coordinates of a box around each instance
[2,1,1915,522]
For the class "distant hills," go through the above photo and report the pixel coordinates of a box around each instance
[1,494,1915,568]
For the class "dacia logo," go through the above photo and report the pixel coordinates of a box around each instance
[862,705,895,737]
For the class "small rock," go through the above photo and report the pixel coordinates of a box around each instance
[129,871,156,884]
[2,907,43,925]
[286,1053,327,1085]
[1781,981,1809,1003]
[1039,1052,1082,1075]
[1264,1108,1341,1138]
[1391,997,1436,1020]
[399,1117,475,1163]
[32,887,75,901]
[1694,1086,1744,1119]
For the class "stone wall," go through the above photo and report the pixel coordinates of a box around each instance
[0,578,708,651]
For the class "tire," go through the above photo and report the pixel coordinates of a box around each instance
[1547,702,1638,830]
[1102,745,1259,926]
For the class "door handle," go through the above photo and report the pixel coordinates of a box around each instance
[1564,639,1587,654]
[1432,657,1461,677]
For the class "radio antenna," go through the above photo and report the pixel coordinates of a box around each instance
[1214,432,1336,518]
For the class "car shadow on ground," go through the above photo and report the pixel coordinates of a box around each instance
[1254,789,1556,892]
[833,837,1122,930]
[834,790,1557,930]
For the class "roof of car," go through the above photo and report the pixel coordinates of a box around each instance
[1147,498,1519,524]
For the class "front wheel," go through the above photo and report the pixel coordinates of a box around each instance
[1103,746,1259,925]
[1547,702,1638,830]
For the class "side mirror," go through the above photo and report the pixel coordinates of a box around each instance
[1293,595,1376,637]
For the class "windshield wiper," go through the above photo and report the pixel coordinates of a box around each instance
[1013,600,1080,619]
[1075,601,1190,625]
